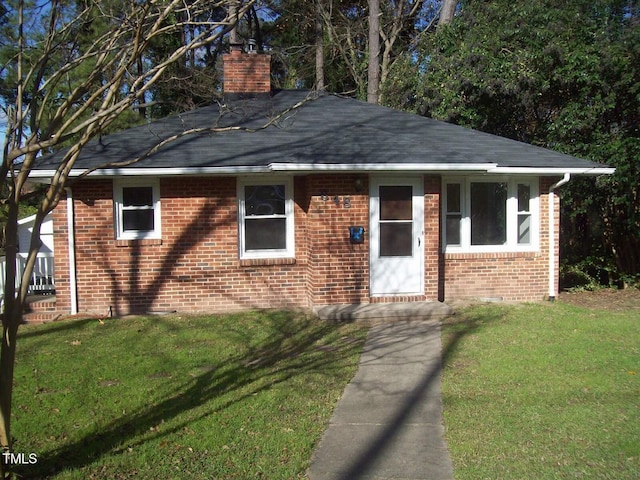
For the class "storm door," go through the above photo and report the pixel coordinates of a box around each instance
[370,177,424,296]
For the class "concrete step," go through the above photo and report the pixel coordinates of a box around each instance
[314,301,454,323]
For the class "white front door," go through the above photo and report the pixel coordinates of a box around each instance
[370,177,424,296]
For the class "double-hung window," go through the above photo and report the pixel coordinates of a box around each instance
[517,183,533,245]
[114,179,161,240]
[443,177,539,252]
[238,178,294,259]
[445,183,463,246]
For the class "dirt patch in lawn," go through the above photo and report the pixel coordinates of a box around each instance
[558,288,640,312]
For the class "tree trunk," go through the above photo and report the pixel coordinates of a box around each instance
[0,320,19,467]
[229,1,240,48]
[0,4,256,470]
[137,56,147,119]
[439,0,457,26]
[367,0,381,104]
[315,6,325,91]
[249,6,264,51]
[0,199,22,475]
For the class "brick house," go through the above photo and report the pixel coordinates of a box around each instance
[30,49,613,318]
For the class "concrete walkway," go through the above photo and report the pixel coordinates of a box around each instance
[308,312,454,480]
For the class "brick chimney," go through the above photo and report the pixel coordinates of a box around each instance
[223,45,271,100]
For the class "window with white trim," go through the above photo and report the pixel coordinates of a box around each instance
[443,177,539,252]
[517,183,532,245]
[238,178,294,259]
[445,183,462,246]
[114,179,161,240]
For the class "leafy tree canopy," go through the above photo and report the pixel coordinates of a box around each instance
[385,0,639,282]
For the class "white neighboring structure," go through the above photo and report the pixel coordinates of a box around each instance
[1,213,55,295]
[18,213,55,256]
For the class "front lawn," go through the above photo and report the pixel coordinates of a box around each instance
[11,311,368,479]
[441,297,640,479]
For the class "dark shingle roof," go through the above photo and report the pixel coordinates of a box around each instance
[33,90,612,177]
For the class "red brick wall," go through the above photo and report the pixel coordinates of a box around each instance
[52,200,72,313]
[54,177,309,317]
[306,175,370,305]
[443,252,548,301]
[424,176,442,301]
[50,174,561,317]
[442,177,559,302]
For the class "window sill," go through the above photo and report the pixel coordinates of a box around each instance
[116,238,162,247]
[444,250,539,259]
[239,257,296,267]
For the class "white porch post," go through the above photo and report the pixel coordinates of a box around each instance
[66,188,78,314]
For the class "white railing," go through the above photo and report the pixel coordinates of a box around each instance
[0,253,55,295]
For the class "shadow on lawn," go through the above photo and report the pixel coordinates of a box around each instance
[16,311,364,479]
[439,306,505,362]
[18,317,98,340]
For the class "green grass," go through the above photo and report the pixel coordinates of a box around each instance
[441,301,640,479]
[10,311,368,479]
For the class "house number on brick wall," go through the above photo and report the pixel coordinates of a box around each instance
[331,195,351,208]
[322,193,350,208]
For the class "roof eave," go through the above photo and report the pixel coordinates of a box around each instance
[267,163,498,172]
[27,163,615,180]
[27,165,272,179]
[487,166,615,175]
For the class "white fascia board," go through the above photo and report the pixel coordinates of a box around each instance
[28,166,272,178]
[28,163,615,179]
[92,166,271,176]
[28,163,498,179]
[487,166,616,175]
[267,162,498,172]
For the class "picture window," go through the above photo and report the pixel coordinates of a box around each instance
[443,177,539,252]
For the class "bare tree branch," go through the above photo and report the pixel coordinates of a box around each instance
[1,1,258,469]
[74,92,321,180]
